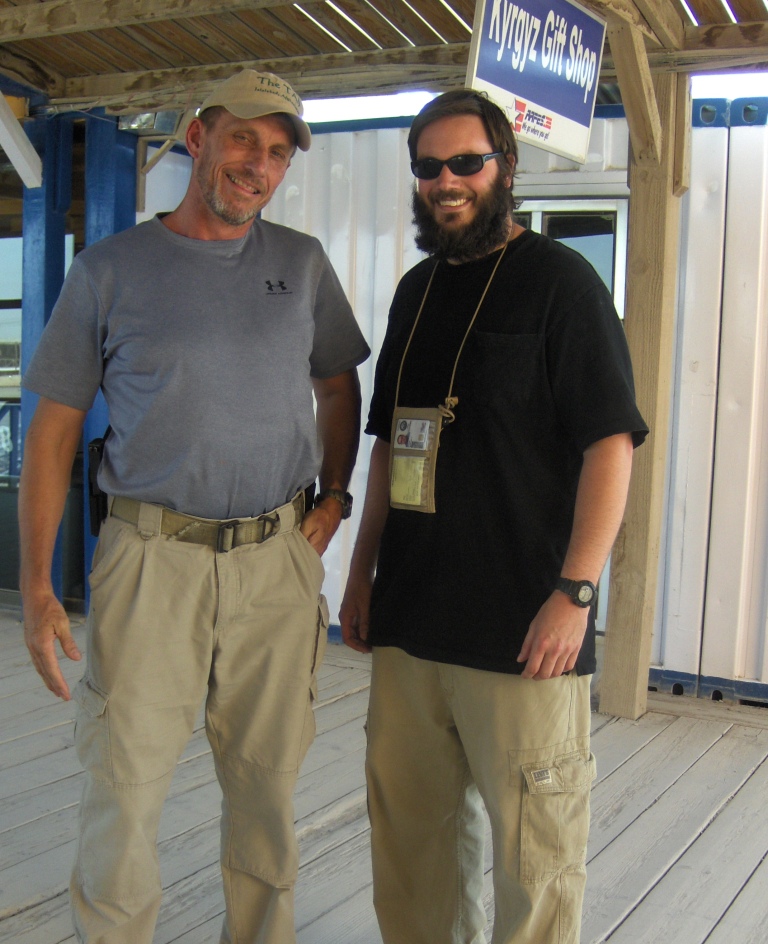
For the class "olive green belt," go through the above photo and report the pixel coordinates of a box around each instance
[109,491,305,553]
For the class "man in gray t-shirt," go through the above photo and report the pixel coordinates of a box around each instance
[19,69,369,944]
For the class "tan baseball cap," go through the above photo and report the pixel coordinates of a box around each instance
[198,70,311,151]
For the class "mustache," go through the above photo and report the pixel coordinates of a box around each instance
[430,188,471,202]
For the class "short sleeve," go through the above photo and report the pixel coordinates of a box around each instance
[22,258,105,411]
[308,247,370,379]
[546,280,648,451]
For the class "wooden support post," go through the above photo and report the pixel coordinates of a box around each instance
[674,73,692,197]
[606,16,662,165]
[599,72,682,720]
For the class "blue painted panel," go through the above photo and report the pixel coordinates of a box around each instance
[647,667,698,696]
[692,98,729,128]
[699,675,768,704]
[648,667,768,705]
[20,115,74,601]
[82,113,137,596]
[730,97,768,127]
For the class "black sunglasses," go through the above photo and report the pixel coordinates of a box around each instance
[410,152,504,180]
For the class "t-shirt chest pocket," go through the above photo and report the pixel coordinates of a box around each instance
[460,332,542,406]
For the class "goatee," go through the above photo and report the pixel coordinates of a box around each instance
[411,174,512,262]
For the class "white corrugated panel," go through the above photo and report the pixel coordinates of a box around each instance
[699,113,768,692]
[653,122,728,681]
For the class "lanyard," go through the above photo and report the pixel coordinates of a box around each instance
[393,241,509,425]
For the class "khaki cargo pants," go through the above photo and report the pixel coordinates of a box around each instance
[70,499,328,944]
[366,647,595,944]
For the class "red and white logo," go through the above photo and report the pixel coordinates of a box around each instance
[514,99,527,133]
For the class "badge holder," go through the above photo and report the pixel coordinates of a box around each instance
[389,407,443,512]
[389,243,508,514]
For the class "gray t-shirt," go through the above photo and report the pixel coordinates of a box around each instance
[24,216,370,519]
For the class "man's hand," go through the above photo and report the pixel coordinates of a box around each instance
[300,497,343,556]
[23,590,81,700]
[339,573,373,654]
[18,397,87,700]
[517,591,589,680]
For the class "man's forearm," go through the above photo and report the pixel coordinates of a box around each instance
[560,432,635,584]
[347,437,390,579]
[313,369,362,492]
[19,398,88,699]
[339,436,390,651]
[19,399,87,595]
[518,432,634,679]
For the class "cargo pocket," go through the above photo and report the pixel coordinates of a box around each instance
[517,749,596,884]
[309,595,330,703]
[73,675,112,782]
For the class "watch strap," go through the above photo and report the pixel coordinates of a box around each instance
[556,577,597,608]
[314,489,353,520]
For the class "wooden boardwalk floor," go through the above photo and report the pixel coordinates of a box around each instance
[3,604,768,943]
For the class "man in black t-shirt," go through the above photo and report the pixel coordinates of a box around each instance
[341,90,647,944]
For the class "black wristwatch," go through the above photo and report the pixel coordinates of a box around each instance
[314,489,353,520]
[556,577,597,608]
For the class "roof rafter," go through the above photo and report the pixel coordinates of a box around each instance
[43,45,472,113]
[606,15,662,162]
[0,47,65,95]
[0,0,287,43]
[631,0,684,48]
[0,0,672,49]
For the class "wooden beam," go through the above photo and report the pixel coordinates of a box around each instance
[45,45,470,113]
[631,0,684,49]
[0,95,42,188]
[0,0,288,43]
[688,21,768,50]
[607,16,662,164]
[602,48,768,77]
[0,0,663,44]
[564,0,659,44]
[602,21,768,75]
[599,72,681,721]
[0,48,66,97]
[673,72,691,196]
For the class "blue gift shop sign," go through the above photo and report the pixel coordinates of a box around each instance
[466,0,606,162]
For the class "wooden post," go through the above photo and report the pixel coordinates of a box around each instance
[599,72,683,720]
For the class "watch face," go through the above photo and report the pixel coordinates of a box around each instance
[577,584,594,604]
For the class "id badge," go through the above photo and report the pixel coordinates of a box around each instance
[389,406,443,513]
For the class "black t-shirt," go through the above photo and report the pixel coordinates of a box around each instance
[366,230,648,675]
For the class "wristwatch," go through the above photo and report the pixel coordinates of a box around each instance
[314,489,353,520]
[556,577,597,608]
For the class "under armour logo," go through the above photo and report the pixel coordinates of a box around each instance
[265,280,290,293]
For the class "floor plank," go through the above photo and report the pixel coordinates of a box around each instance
[705,851,768,944]
[6,605,768,944]
[583,725,768,942]
[606,754,768,943]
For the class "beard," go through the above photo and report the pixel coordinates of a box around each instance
[195,158,261,228]
[411,173,512,262]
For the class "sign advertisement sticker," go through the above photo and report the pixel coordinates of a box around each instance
[466,0,606,163]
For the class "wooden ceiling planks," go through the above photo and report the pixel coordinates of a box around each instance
[0,0,764,112]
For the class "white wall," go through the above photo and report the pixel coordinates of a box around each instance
[657,108,768,696]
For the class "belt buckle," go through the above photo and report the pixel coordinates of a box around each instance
[260,514,280,543]
[217,521,238,553]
